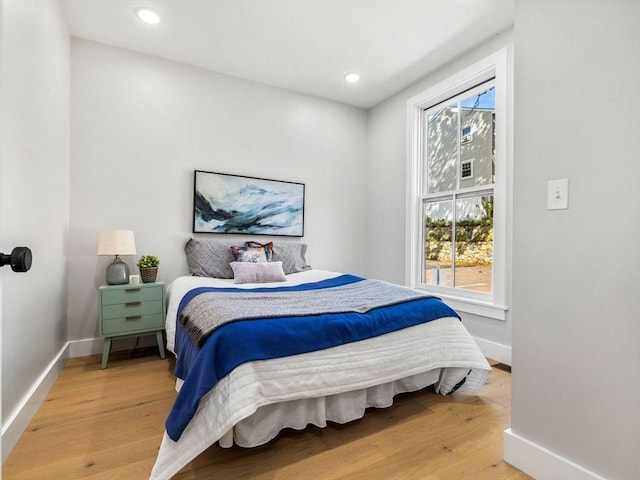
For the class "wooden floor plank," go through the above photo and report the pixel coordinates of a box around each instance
[4,352,531,479]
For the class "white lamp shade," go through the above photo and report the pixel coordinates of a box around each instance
[97,230,137,256]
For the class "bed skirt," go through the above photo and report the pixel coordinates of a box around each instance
[150,366,477,480]
[217,368,443,447]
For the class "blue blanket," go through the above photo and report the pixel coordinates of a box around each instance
[165,275,459,441]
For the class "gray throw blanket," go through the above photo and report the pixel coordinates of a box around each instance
[179,279,431,347]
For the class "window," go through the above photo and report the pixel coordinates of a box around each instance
[406,49,509,320]
[461,160,473,179]
[461,125,473,144]
[423,80,495,293]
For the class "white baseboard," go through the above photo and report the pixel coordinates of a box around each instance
[1,342,70,462]
[473,336,511,365]
[504,428,607,480]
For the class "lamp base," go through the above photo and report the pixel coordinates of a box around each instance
[106,256,130,285]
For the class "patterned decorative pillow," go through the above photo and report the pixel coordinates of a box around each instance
[231,242,273,263]
[230,261,286,284]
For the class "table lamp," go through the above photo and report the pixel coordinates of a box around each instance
[97,230,137,285]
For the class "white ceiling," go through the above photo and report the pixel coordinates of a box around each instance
[60,0,514,109]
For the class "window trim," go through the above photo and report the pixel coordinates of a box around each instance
[406,48,510,320]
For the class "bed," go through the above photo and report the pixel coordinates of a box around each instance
[149,239,491,480]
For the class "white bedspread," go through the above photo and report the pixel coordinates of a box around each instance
[151,271,490,480]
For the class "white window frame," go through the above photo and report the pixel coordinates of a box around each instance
[406,49,510,320]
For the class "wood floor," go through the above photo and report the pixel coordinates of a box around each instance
[3,349,531,480]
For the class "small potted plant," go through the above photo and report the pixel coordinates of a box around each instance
[137,255,159,283]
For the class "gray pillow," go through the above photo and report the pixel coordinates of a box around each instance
[272,242,311,274]
[230,261,286,284]
[184,238,238,279]
[185,238,312,278]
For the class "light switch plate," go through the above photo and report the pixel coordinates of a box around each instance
[547,179,569,210]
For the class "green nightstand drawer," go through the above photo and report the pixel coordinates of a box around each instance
[101,285,163,305]
[101,300,163,320]
[101,313,164,335]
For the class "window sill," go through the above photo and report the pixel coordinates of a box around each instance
[444,296,508,321]
[416,288,508,321]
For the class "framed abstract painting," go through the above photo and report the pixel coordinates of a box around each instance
[193,170,305,237]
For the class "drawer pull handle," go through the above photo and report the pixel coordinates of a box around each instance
[125,288,141,293]
[125,302,141,307]
[126,315,142,320]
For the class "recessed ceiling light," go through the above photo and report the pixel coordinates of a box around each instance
[344,73,361,83]
[136,8,161,25]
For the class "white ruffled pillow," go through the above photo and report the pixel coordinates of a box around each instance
[230,261,286,284]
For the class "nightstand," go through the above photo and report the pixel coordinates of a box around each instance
[98,281,166,369]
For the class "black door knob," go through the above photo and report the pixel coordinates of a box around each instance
[0,247,32,272]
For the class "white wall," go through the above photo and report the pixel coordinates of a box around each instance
[0,0,70,458]
[365,30,514,361]
[506,1,640,479]
[68,39,368,342]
